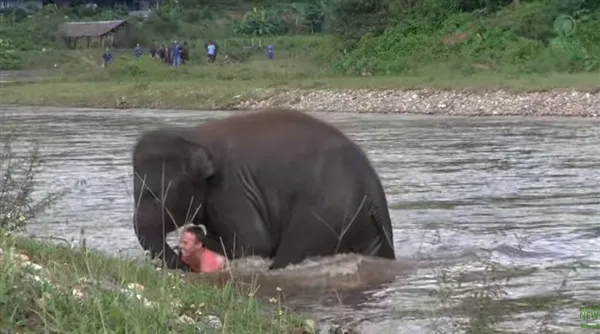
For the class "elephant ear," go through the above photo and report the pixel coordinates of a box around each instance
[189,148,215,180]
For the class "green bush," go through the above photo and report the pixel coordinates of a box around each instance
[234,7,289,36]
[0,38,21,69]
[0,51,21,70]
[330,2,600,76]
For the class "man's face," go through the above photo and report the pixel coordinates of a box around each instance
[179,231,203,259]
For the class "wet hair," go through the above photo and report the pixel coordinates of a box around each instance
[181,225,207,246]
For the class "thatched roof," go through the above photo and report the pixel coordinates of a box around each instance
[61,20,127,38]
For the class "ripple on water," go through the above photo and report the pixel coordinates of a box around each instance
[1,107,599,333]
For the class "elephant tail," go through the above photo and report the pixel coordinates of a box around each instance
[366,201,396,259]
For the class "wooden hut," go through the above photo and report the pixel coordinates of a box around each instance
[60,19,127,49]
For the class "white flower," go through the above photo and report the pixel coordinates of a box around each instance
[171,299,182,309]
[177,315,195,325]
[21,261,43,271]
[13,253,30,262]
[72,289,85,299]
[143,299,157,308]
[126,283,144,292]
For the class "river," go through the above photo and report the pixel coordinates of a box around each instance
[1,106,599,333]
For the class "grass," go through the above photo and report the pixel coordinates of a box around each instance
[0,232,311,333]
[1,43,599,110]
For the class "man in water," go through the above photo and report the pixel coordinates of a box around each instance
[178,225,225,273]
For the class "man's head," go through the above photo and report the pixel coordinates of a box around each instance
[179,225,207,260]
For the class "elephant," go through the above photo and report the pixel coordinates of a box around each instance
[132,108,396,271]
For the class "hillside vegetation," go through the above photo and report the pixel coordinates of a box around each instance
[1,0,599,84]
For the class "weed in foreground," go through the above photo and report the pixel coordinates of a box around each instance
[0,138,64,233]
[0,234,311,333]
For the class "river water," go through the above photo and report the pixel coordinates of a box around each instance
[1,106,599,333]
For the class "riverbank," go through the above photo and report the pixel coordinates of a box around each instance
[237,88,600,117]
[1,74,599,116]
[0,233,310,333]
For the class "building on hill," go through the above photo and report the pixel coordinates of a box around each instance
[60,19,128,48]
[1,0,152,12]
[40,0,154,10]
[0,0,42,10]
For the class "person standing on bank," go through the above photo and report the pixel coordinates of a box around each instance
[102,48,112,67]
[178,225,225,273]
[174,41,183,67]
[206,41,217,63]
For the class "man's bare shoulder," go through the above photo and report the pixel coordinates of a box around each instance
[201,250,226,272]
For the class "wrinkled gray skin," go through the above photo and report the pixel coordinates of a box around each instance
[132,109,396,271]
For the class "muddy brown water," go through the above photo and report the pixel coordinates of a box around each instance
[1,106,599,333]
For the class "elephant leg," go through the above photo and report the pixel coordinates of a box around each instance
[269,211,340,270]
[269,202,394,270]
[203,189,275,260]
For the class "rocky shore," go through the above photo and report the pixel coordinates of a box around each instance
[233,88,600,117]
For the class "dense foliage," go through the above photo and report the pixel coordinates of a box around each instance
[0,0,598,74]
[329,0,600,74]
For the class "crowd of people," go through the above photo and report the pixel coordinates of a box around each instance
[141,40,219,66]
[102,40,218,67]
[102,40,275,68]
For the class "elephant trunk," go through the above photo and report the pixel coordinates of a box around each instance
[133,207,188,270]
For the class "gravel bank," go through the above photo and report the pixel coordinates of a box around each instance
[234,88,600,117]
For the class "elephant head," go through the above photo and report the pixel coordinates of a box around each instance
[132,127,217,269]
